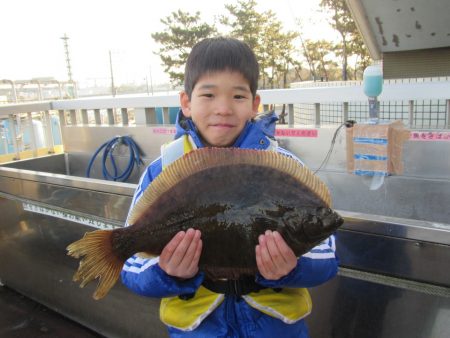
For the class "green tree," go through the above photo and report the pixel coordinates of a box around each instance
[349,33,371,79]
[277,30,303,87]
[319,0,355,80]
[222,0,300,88]
[151,10,216,87]
[259,14,300,88]
[296,19,317,81]
[220,0,265,51]
[304,39,338,81]
[221,0,267,85]
[320,0,371,80]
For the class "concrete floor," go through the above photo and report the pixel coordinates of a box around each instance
[0,286,103,338]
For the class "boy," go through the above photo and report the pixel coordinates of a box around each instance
[121,37,338,338]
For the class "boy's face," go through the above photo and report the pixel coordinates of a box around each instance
[180,71,260,147]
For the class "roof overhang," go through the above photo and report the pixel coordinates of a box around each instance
[346,0,450,60]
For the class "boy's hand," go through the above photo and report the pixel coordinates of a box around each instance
[256,230,297,280]
[159,228,202,279]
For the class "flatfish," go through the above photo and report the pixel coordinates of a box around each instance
[67,147,343,299]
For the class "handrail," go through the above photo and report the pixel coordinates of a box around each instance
[0,101,52,115]
[0,81,449,115]
[0,79,18,103]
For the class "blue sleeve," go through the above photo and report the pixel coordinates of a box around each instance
[121,256,204,298]
[255,234,338,288]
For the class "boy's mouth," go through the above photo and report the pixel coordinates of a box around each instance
[211,123,235,128]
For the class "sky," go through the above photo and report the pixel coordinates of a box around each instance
[0,0,337,88]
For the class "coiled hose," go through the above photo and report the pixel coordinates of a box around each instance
[86,135,143,182]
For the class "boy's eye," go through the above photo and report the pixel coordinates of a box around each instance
[234,95,246,100]
[200,93,213,98]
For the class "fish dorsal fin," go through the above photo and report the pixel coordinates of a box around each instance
[127,148,331,225]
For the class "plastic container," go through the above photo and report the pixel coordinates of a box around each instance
[363,64,383,98]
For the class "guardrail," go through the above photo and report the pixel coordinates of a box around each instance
[0,81,449,160]
[0,79,77,103]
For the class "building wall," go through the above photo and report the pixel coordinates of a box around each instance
[383,47,450,79]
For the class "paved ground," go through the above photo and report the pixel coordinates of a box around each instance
[0,286,103,338]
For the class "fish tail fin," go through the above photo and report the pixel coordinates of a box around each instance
[67,229,124,300]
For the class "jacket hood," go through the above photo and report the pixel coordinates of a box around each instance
[253,110,278,138]
[174,109,195,139]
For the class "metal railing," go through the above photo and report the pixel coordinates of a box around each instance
[0,80,449,159]
[0,79,77,103]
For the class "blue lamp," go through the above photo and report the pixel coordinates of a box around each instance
[363,63,383,123]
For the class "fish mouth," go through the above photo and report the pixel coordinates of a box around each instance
[301,208,343,241]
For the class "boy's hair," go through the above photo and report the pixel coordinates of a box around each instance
[184,37,259,98]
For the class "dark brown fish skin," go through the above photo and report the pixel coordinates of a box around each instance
[110,163,343,279]
[67,148,343,299]
[112,204,342,280]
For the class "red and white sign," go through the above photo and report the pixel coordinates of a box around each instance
[410,131,450,141]
[151,127,319,138]
[152,127,176,135]
[275,129,318,138]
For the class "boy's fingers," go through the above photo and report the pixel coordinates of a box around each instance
[271,231,297,276]
[258,234,276,276]
[179,230,201,268]
[255,244,269,277]
[168,228,196,267]
[187,238,203,273]
[264,230,285,265]
[160,231,185,264]
[273,231,297,262]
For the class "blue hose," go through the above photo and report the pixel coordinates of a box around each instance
[86,135,143,182]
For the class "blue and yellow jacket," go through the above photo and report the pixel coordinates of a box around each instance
[121,111,338,338]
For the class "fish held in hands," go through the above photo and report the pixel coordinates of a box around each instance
[67,147,343,299]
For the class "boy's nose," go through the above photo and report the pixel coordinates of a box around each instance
[214,99,233,115]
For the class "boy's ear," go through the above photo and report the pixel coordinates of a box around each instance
[251,94,261,118]
[180,91,192,118]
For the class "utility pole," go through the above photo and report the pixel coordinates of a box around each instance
[145,76,149,95]
[60,33,73,82]
[109,50,116,97]
[149,64,154,95]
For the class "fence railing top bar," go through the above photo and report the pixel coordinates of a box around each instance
[260,81,450,103]
[379,81,450,101]
[0,81,449,116]
[0,101,52,116]
[51,94,181,110]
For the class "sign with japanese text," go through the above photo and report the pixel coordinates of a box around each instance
[152,127,176,135]
[275,129,318,138]
[409,131,450,141]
